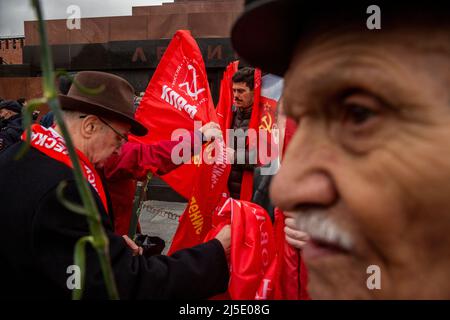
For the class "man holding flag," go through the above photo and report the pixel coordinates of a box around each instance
[227,67,258,200]
[0,70,231,299]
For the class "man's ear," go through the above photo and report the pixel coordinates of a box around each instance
[80,115,98,139]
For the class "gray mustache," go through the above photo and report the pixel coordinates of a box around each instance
[291,211,354,251]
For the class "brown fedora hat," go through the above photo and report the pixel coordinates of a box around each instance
[59,71,148,136]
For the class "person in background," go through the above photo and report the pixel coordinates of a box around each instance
[228,67,257,199]
[16,97,26,106]
[0,100,23,153]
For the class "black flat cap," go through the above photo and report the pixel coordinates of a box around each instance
[231,0,450,76]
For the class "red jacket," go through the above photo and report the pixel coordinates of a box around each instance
[103,132,198,235]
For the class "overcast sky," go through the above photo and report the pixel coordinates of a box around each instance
[0,0,174,37]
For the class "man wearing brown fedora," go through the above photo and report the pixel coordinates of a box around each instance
[232,1,450,299]
[0,71,230,299]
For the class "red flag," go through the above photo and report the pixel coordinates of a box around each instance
[216,60,239,141]
[131,31,230,254]
[240,71,283,201]
[202,199,309,300]
[204,199,277,300]
[133,30,230,253]
[168,138,230,254]
[216,66,281,201]
[269,115,310,300]
[134,30,217,199]
[238,68,261,201]
[270,208,310,300]
[135,30,217,139]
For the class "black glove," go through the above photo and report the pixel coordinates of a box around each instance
[134,234,165,257]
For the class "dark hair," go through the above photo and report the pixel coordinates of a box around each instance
[232,67,255,91]
[17,98,26,105]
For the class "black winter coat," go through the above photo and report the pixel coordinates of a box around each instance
[227,106,256,199]
[0,142,229,299]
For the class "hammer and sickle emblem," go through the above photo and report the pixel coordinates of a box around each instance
[259,114,273,133]
[179,65,206,100]
[192,154,201,167]
[192,142,214,167]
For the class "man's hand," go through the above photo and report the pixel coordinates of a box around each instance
[200,122,222,141]
[284,217,310,250]
[225,147,235,164]
[122,235,143,256]
[215,225,231,257]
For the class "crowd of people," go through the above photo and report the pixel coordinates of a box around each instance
[0,0,449,299]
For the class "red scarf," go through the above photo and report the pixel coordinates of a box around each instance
[22,124,109,214]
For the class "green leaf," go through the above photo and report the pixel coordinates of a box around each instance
[72,236,94,300]
[30,0,119,300]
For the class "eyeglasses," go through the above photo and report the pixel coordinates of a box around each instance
[79,115,129,142]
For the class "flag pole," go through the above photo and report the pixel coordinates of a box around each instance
[128,172,153,239]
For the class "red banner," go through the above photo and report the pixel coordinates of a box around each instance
[204,198,277,300]
[271,208,310,300]
[168,138,230,254]
[134,30,218,199]
[134,30,230,254]
[216,60,239,142]
[202,199,309,300]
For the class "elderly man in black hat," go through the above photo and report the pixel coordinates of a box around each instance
[0,71,230,299]
[232,1,450,299]
[0,100,23,152]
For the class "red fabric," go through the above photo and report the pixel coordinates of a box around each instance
[272,119,310,299]
[134,30,217,199]
[258,95,280,165]
[238,69,261,201]
[104,177,137,236]
[22,125,108,214]
[204,199,277,300]
[168,138,230,254]
[216,61,239,142]
[131,30,229,253]
[216,64,267,202]
[203,198,309,300]
[247,69,262,153]
[103,136,194,235]
[270,208,310,300]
